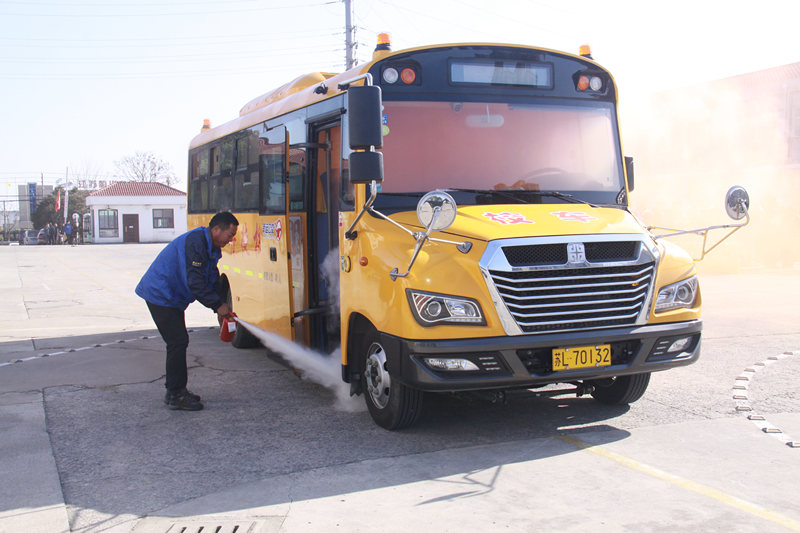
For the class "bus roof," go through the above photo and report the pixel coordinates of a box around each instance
[189,42,606,151]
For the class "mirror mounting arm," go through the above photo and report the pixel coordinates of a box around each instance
[389,207,442,281]
[649,205,750,261]
[338,73,374,91]
[345,181,380,240]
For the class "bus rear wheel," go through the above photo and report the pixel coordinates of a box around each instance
[360,331,423,430]
[588,373,651,405]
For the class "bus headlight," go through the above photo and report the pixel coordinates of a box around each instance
[407,290,486,326]
[655,276,698,312]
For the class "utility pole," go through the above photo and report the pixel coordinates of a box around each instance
[344,0,356,69]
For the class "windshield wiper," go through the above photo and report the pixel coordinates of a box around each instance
[446,188,598,208]
[445,188,528,204]
[534,191,598,208]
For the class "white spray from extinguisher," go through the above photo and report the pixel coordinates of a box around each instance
[235,318,364,412]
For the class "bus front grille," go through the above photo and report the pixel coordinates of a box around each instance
[480,237,658,335]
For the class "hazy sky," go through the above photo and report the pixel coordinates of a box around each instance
[1,0,798,205]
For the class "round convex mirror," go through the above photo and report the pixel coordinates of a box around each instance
[725,186,750,220]
[417,190,458,231]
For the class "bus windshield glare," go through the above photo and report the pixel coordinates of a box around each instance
[377,100,623,206]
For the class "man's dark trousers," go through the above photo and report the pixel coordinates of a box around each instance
[147,302,190,392]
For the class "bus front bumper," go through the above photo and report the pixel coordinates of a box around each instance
[376,320,702,392]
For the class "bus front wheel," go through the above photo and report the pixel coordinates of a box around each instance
[360,331,423,430]
[589,373,651,405]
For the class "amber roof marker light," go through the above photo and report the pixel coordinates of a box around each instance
[373,32,392,60]
[376,33,391,51]
[579,44,594,59]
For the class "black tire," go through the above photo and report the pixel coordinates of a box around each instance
[360,329,423,430]
[589,373,651,405]
[225,292,261,349]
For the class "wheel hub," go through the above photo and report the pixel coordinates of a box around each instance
[364,343,391,409]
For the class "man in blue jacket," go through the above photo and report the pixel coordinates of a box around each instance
[136,212,238,411]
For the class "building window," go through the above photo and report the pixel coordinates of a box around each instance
[98,209,118,238]
[153,208,174,229]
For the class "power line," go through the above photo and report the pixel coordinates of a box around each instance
[0,1,340,17]
[0,29,344,48]
[2,0,264,6]
[0,44,346,64]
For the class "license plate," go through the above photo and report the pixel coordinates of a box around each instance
[552,344,611,371]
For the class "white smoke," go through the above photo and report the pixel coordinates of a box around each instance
[236,321,364,413]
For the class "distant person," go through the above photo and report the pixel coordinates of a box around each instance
[135,212,238,411]
[64,221,73,245]
[46,223,54,245]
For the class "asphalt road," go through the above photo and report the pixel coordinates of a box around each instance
[1,243,798,532]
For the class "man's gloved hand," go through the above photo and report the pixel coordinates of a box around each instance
[216,303,233,325]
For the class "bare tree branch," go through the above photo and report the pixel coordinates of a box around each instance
[114,151,176,186]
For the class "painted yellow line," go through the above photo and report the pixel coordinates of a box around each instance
[245,269,254,276]
[558,435,800,531]
[233,267,241,273]
[222,264,230,270]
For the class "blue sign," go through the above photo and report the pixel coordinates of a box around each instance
[28,183,37,216]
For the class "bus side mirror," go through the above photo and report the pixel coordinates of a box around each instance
[625,156,634,192]
[349,151,384,184]
[348,85,383,149]
[347,84,384,184]
[725,185,749,220]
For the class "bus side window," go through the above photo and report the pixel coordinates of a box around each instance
[210,138,234,211]
[259,125,287,214]
[235,129,259,211]
[189,148,210,212]
[338,119,355,211]
[210,146,220,176]
[288,148,306,212]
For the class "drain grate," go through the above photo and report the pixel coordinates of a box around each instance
[165,520,261,533]
[131,516,278,533]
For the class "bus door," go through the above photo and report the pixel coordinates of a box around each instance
[286,142,309,346]
[286,121,343,352]
[308,123,343,353]
[258,125,294,340]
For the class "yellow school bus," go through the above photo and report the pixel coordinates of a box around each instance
[188,36,749,429]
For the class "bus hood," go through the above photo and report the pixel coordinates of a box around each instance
[390,204,646,240]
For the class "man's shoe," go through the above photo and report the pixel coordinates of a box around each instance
[166,392,204,411]
[164,388,201,405]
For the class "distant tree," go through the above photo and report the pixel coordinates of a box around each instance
[32,187,89,229]
[114,151,176,186]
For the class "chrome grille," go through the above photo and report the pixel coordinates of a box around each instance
[480,236,658,335]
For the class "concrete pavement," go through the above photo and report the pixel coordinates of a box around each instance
[1,244,798,532]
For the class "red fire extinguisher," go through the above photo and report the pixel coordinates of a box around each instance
[220,312,237,342]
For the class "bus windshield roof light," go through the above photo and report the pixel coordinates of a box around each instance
[382,67,399,84]
[579,44,593,59]
[400,67,417,84]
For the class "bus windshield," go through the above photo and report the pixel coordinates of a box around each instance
[377,100,624,208]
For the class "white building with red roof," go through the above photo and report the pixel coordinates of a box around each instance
[86,182,187,243]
